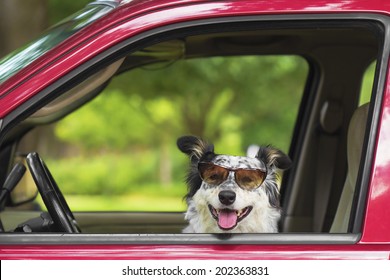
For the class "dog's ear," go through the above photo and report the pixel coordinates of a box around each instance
[256,145,292,170]
[177,136,214,162]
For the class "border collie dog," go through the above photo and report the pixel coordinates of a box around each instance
[177,135,291,233]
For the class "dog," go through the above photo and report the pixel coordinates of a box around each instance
[177,135,291,233]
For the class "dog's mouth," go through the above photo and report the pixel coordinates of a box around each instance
[208,205,253,230]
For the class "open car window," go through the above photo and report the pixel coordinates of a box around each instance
[25,55,308,213]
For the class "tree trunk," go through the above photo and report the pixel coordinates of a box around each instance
[0,0,48,57]
[0,0,52,158]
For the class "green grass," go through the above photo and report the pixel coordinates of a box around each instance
[36,193,186,212]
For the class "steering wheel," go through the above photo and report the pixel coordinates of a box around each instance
[26,152,80,233]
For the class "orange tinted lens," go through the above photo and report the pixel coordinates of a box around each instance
[198,163,229,185]
[235,169,266,190]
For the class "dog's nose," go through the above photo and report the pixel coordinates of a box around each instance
[218,190,236,205]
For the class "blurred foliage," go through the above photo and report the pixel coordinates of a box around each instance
[49,55,308,203]
[360,61,376,105]
[56,56,308,152]
[48,0,91,25]
[47,150,187,196]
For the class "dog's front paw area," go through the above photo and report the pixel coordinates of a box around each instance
[208,205,253,230]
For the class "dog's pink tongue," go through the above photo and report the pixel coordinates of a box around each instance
[218,209,237,230]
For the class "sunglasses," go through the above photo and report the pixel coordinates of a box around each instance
[198,162,267,190]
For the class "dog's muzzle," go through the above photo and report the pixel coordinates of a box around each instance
[209,191,253,230]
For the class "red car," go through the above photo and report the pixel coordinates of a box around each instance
[0,0,390,260]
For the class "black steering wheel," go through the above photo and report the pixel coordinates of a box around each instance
[26,152,80,233]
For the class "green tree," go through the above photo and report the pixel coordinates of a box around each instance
[54,55,307,193]
[57,56,307,152]
[107,55,308,151]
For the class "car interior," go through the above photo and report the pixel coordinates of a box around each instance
[0,16,384,240]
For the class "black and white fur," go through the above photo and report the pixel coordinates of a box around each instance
[177,135,291,233]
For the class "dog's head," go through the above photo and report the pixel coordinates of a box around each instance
[177,135,291,233]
